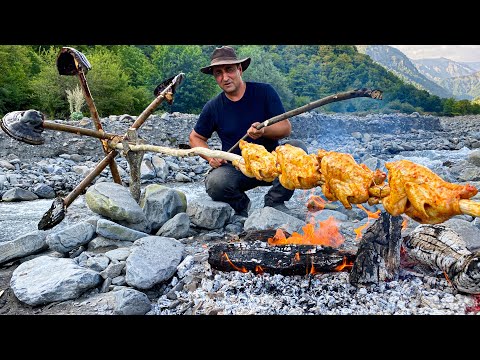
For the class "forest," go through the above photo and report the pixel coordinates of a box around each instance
[2,45,479,120]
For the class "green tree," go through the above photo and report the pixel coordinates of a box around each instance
[85,48,138,116]
[237,45,295,110]
[0,45,37,115]
[151,45,217,114]
[30,46,76,119]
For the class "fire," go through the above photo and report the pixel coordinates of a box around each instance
[255,265,264,275]
[334,256,354,271]
[402,216,408,230]
[354,204,381,240]
[222,252,247,273]
[268,217,344,247]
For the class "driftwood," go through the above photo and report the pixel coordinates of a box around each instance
[403,225,480,294]
[208,230,356,275]
[349,212,403,286]
[121,129,145,202]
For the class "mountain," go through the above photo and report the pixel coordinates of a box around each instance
[356,45,453,99]
[460,61,480,72]
[413,57,477,83]
[439,71,480,100]
[412,58,480,100]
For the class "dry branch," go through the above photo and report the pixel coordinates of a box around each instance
[111,143,242,163]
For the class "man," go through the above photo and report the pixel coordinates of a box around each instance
[189,45,308,217]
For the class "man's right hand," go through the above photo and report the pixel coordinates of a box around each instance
[208,158,227,168]
[247,122,265,140]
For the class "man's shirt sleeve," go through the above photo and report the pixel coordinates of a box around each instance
[264,83,286,118]
[194,101,215,139]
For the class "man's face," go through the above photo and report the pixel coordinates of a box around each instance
[212,64,242,94]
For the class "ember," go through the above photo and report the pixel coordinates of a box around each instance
[222,253,247,273]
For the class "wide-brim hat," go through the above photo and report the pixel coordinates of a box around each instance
[200,46,251,75]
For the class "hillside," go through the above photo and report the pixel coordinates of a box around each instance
[356,45,452,99]
[440,71,480,100]
[413,57,477,83]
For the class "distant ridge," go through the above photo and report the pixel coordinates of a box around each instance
[439,71,480,100]
[413,57,477,83]
[356,45,453,99]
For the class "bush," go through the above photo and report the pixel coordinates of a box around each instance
[70,111,84,121]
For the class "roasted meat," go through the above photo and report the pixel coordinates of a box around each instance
[316,149,387,209]
[231,142,480,224]
[274,144,323,190]
[382,160,478,224]
[233,140,279,182]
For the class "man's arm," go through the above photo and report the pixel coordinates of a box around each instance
[189,129,226,168]
[247,119,291,140]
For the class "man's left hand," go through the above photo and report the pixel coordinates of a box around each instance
[247,122,264,140]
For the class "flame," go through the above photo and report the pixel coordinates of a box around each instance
[334,256,354,271]
[268,217,344,247]
[354,204,381,240]
[294,252,301,262]
[402,216,408,230]
[222,252,247,273]
[255,265,264,275]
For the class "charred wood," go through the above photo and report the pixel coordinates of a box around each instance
[208,239,356,276]
[403,225,480,294]
[349,212,403,287]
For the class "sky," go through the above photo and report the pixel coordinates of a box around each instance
[389,45,480,63]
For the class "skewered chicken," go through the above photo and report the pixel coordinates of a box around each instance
[274,144,324,190]
[231,142,480,223]
[316,149,387,209]
[382,160,478,224]
[233,140,279,182]
[233,141,323,189]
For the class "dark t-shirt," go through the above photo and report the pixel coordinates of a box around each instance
[194,81,285,156]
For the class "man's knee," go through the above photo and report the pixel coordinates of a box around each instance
[284,139,308,153]
[205,173,226,200]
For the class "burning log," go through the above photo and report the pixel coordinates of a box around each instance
[208,230,356,276]
[349,212,403,286]
[403,225,480,294]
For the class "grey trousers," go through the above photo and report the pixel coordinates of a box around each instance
[204,139,308,213]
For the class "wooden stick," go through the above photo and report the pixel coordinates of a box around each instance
[227,88,383,153]
[111,143,242,163]
[459,200,480,218]
[111,142,480,220]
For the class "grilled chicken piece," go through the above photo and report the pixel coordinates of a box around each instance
[382,160,478,224]
[234,140,279,182]
[274,144,323,190]
[316,150,387,209]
